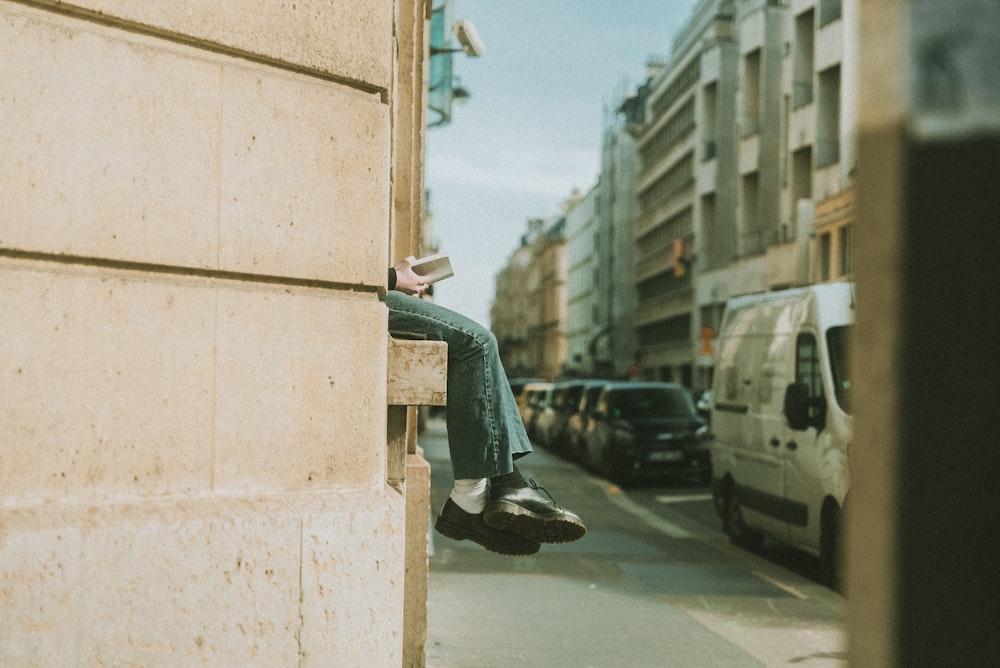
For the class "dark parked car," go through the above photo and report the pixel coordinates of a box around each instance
[583,382,711,484]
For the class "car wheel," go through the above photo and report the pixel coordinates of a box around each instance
[723,492,763,551]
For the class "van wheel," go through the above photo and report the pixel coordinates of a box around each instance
[723,494,763,551]
[819,504,841,590]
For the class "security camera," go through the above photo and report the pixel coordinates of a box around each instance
[453,20,484,58]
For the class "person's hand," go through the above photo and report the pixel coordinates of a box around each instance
[392,256,429,296]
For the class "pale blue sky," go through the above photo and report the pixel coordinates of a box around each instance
[424,0,701,326]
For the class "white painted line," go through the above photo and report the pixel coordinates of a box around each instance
[753,570,809,600]
[594,480,693,539]
[655,493,714,504]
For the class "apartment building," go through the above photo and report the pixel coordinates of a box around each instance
[492,243,536,377]
[564,186,600,377]
[493,0,855,390]
[788,0,856,285]
[631,0,854,388]
[533,217,568,379]
[492,215,567,380]
[632,0,743,388]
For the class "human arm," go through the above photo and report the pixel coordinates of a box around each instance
[389,256,429,296]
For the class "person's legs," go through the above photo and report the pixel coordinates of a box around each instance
[383,291,585,552]
[384,290,531,479]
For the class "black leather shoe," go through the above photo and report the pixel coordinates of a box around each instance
[434,498,541,556]
[483,479,587,544]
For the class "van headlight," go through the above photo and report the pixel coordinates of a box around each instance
[695,424,710,439]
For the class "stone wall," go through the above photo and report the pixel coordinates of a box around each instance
[1,0,421,663]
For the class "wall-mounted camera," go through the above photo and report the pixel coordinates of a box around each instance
[453,20,484,58]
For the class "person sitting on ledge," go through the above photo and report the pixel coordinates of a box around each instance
[384,256,586,555]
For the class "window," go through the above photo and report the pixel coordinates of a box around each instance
[742,172,761,253]
[792,147,813,205]
[637,314,691,347]
[637,271,691,303]
[651,58,700,119]
[827,325,852,413]
[702,82,718,160]
[637,153,694,213]
[743,49,761,136]
[819,0,842,27]
[820,232,832,281]
[839,225,854,276]
[640,99,695,168]
[701,194,717,267]
[794,10,815,107]
[817,65,841,167]
[795,333,826,425]
[636,208,692,277]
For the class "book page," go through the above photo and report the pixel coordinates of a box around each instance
[411,252,454,283]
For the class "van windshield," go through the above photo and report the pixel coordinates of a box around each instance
[827,325,851,414]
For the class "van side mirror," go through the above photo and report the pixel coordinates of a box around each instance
[784,383,826,431]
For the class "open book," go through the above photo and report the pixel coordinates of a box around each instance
[411,251,454,284]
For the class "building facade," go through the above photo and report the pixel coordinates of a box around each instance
[492,0,857,392]
[564,186,600,377]
[492,214,568,380]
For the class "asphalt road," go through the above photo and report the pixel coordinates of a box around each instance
[422,418,847,667]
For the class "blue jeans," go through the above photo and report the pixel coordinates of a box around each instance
[383,291,532,479]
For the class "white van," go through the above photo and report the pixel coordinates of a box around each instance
[710,282,853,586]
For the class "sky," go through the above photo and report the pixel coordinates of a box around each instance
[423,0,702,326]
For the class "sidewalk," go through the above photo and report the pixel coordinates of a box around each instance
[419,419,847,668]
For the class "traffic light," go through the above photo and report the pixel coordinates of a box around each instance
[672,238,686,277]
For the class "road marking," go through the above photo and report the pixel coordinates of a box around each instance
[752,570,809,600]
[595,480,693,539]
[655,493,714,504]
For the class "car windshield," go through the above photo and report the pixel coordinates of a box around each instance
[827,325,851,414]
[613,388,696,420]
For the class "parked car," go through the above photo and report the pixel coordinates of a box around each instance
[508,377,543,407]
[532,385,562,447]
[518,382,553,440]
[543,380,591,453]
[565,381,609,463]
[583,382,711,484]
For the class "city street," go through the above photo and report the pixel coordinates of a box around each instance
[422,418,846,668]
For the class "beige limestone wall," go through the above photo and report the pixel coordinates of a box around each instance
[1,0,415,664]
[2,3,390,283]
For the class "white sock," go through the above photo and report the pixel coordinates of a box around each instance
[450,478,489,514]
